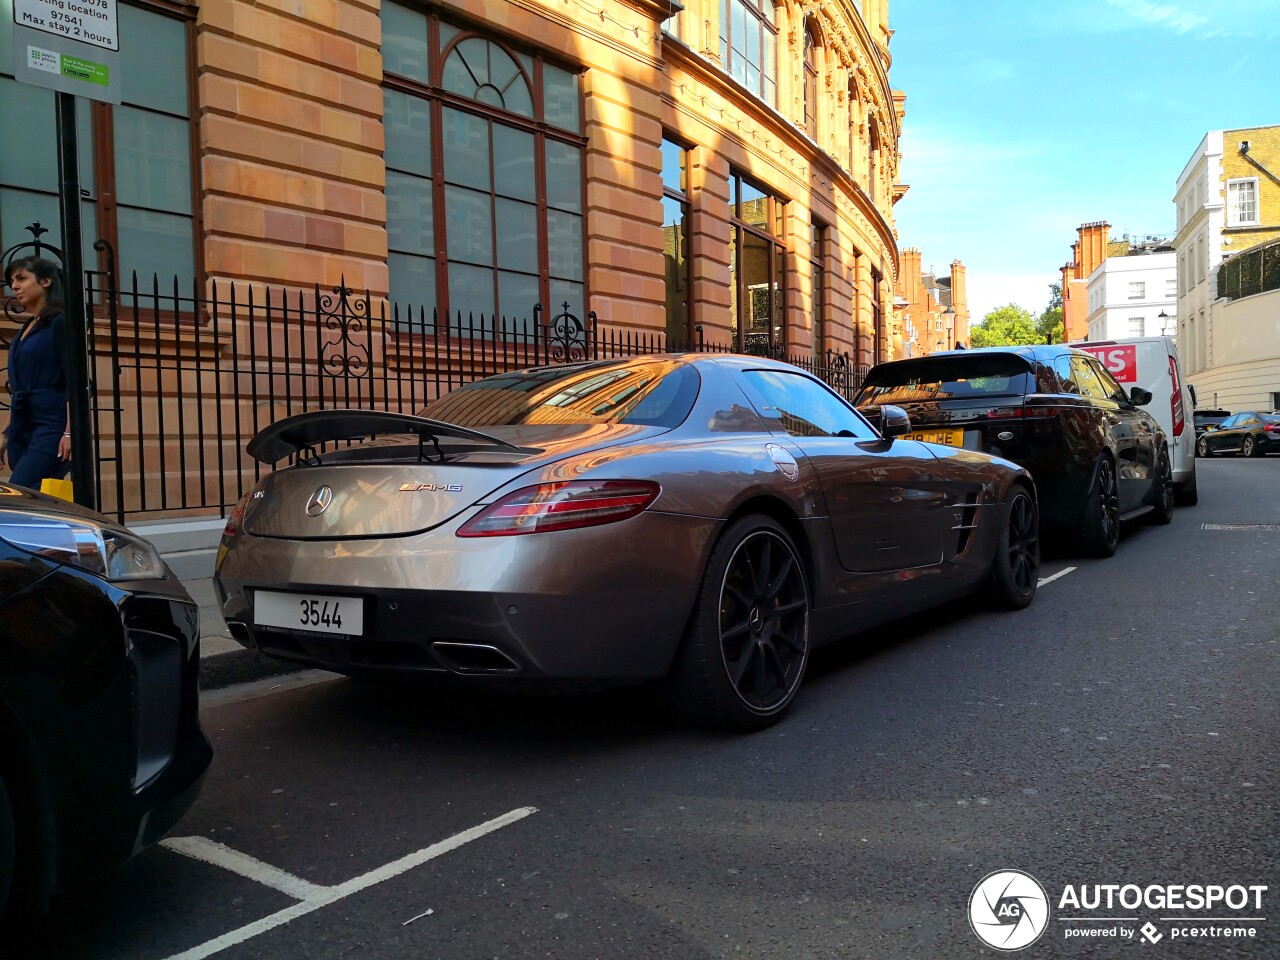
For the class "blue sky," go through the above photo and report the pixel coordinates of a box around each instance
[889,0,1280,324]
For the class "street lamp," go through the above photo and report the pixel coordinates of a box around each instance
[1157,310,1170,336]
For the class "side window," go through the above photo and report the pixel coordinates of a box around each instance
[742,370,877,439]
[1069,357,1110,401]
[1087,360,1128,403]
[1219,415,1241,429]
[1053,356,1079,394]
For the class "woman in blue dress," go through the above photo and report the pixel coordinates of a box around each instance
[1,257,72,488]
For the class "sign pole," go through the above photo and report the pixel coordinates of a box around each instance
[13,0,120,510]
[54,90,96,509]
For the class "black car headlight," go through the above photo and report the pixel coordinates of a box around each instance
[0,509,167,581]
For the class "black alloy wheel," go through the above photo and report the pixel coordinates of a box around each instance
[1242,435,1258,458]
[1150,447,1175,525]
[668,515,811,730]
[1080,456,1120,558]
[991,487,1039,609]
[1196,435,1211,458]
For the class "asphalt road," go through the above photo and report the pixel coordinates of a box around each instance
[16,456,1279,959]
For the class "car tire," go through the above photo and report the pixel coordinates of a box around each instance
[1196,436,1211,458]
[990,486,1039,610]
[1078,456,1120,558]
[0,772,13,920]
[667,515,810,731]
[1150,446,1175,525]
[1174,467,1199,506]
[1242,436,1259,458]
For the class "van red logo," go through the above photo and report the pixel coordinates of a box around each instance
[1080,344,1137,383]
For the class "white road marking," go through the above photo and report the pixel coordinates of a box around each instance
[159,837,328,902]
[1037,566,1077,588]
[161,807,538,960]
[199,669,340,710]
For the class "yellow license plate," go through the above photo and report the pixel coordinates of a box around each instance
[906,429,963,447]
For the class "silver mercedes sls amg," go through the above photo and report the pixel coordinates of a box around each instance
[214,354,1040,729]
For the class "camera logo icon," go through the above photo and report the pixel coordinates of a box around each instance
[969,869,1050,950]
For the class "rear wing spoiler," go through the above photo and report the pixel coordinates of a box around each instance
[246,410,528,464]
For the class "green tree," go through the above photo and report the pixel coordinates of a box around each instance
[1037,282,1064,343]
[969,304,1041,347]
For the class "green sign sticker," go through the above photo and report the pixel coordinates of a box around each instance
[60,55,109,87]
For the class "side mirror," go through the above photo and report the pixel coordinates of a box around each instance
[879,404,912,440]
[1129,386,1153,406]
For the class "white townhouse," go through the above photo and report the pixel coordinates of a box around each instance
[1083,244,1177,342]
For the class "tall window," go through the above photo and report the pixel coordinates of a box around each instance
[870,267,883,364]
[729,171,785,355]
[662,8,683,40]
[1128,316,1145,337]
[661,138,692,346]
[867,118,880,202]
[720,0,777,106]
[382,4,585,328]
[1165,279,1177,297]
[803,20,820,140]
[847,75,859,172]
[0,2,197,283]
[1226,178,1259,227]
[1128,281,1145,299]
[810,221,826,358]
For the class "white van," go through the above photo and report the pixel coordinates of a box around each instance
[1074,336,1198,504]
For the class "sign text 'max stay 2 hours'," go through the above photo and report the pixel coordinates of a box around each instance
[14,0,117,51]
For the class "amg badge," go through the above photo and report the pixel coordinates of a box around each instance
[399,483,463,492]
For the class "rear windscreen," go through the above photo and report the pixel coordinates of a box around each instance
[856,355,1034,405]
[418,358,700,428]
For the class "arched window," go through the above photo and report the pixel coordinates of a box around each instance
[442,37,534,117]
[381,4,586,331]
[803,20,820,139]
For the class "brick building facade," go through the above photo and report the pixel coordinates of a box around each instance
[2,0,903,361]
[894,247,967,357]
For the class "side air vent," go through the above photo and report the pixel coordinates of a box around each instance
[952,492,982,556]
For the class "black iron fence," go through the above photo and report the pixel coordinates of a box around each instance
[1217,236,1280,301]
[4,254,868,523]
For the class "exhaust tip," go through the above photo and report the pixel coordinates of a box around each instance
[430,642,522,674]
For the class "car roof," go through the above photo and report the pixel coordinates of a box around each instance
[872,344,1080,368]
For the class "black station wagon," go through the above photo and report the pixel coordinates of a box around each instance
[854,345,1174,557]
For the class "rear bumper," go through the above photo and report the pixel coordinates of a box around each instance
[215,511,719,680]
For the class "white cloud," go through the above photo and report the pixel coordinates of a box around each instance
[1103,0,1209,34]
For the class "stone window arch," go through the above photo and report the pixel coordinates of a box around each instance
[441,35,535,119]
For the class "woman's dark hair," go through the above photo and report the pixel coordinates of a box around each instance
[4,255,66,319]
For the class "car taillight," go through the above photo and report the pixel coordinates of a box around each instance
[456,481,661,537]
[1265,423,1280,434]
[223,493,251,538]
[1169,357,1185,437]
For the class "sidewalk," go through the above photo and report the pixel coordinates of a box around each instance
[185,576,240,658]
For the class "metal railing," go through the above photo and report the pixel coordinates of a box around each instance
[3,262,867,522]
